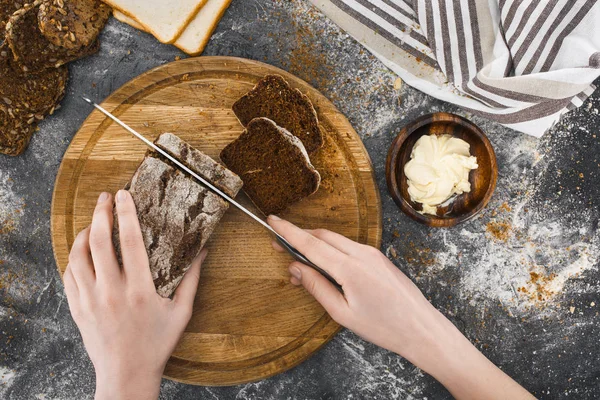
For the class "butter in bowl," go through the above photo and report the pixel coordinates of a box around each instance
[386,112,497,227]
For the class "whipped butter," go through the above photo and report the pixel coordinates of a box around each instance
[404,134,478,215]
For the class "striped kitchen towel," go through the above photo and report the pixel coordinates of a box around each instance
[308,0,600,137]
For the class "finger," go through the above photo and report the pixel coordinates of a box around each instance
[115,190,153,288]
[89,192,121,285]
[272,230,360,255]
[63,265,79,299]
[289,261,348,322]
[63,267,83,322]
[271,240,285,253]
[306,229,361,256]
[172,249,207,310]
[68,227,95,290]
[268,216,347,281]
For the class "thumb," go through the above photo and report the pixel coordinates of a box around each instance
[173,249,207,310]
[289,262,347,322]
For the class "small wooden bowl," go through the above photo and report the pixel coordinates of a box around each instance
[386,112,497,227]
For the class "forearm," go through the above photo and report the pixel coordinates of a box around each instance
[399,307,534,400]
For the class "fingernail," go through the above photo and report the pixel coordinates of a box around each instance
[290,266,302,280]
[116,190,128,203]
[97,192,109,203]
[269,215,281,221]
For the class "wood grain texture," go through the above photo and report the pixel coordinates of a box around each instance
[386,112,497,228]
[50,57,382,386]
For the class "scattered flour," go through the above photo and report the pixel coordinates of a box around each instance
[0,170,25,235]
[409,121,600,316]
[0,367,17,396]
[339,332,427,399]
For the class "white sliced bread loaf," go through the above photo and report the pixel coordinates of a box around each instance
[174,0,232,55]
[113,10,146,32]
[112,0,232,56]
[104,0,207,44]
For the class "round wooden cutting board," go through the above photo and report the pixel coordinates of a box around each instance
[51,57,382,386]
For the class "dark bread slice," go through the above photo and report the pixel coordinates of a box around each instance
[38,0,111,52]
[0,105,35,156]
[0,42,67,156]
[113,133,243,298]
[232,74,324,153]
[0,0,24,31]
[6,0,100,73]
[0,42,68,116]
[220,117,321,215]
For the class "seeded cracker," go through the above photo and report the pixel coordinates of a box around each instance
[38,0,111,52]
[6,0,100,73]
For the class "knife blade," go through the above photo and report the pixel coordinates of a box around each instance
[81,96,343,293]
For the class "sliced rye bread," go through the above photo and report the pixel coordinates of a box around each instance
[6,0,100,73]
[0,42,68,116]
[113,133,242,298]
[0,42,67,156]
[0,0,24,31]
[220,117,321,215]
[232,74,324,154]
[38,0,111,52]
[0,105,35,156]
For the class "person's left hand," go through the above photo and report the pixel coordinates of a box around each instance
[63,190,205,400]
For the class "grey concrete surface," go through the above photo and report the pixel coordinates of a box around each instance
[1,1,599,398]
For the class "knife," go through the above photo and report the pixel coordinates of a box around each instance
[82,96,343,293]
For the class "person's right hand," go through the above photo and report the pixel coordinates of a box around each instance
[268,215,534,400]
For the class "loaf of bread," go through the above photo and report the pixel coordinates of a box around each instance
[114,133,242,298]
[220,118,321,215]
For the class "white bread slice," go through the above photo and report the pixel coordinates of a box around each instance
[174,0,232,55]
[104,0,208,44]
[113,10,147,32]
[113,0,232,56]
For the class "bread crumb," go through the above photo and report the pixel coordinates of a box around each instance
[569,306,575,313]
[393,77,402,90]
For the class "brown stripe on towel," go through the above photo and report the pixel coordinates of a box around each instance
[380,0,417,21]
[452,0,509,109]
[514,2,571,73]
[352,0,429,47]
[438,0,454,83]
[465,97,572,124]
[425,1,438,58]
[467,0,483,70]
[472,76,549,103]
[506,1,541,48]
[538,0,596,73]
[329,0,437,67]
[501,0,522,33]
